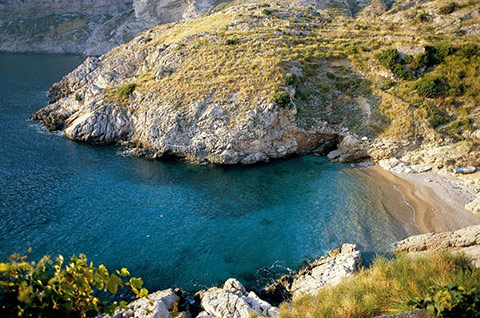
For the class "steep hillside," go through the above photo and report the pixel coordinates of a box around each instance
[30,0,480,169]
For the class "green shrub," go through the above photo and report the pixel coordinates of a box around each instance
[417,12,430,22]
[0,253,148,318]
[225,38,238,45]
[262,9,273,15]
[380,80,396,90]
[345,44,360,55]
[411,52,430,70]
[402,55,413,64]
[75,94,82,102]
[461,43,479,58]
[284,73,297,86]
[408,284,480,318]
[416,78,438,98]
[271,90,291,106]
[116,83,137,99]
[376,48,400,70]
[439,2,459,14]
[393,64,412,80]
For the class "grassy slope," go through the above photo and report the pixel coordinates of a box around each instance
[280,252,480,318]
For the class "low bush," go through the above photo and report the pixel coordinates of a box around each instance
[376,48,400,70]
[408,284,480,318]
[284,73,297,86]
[416,78,438,98]
[272,90,291,106]
[0,253,148,318]
[439,2,459,14]
[116,83,137,99]
[393,64,411,80]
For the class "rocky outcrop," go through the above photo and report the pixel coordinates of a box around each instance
[110,288,181,318]
[262,244,362,302]
[200,279,280,318]
[0,0,216,55]
[327,135,369,163]
[30,6,344,165]
[394,225,480,267]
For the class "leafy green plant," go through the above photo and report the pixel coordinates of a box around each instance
[416,78,438,98]
[376,48,400,70]
[0,253,148,318]
[408,284,480,318]
[116,83,137,99]
[393,64,411,80]
[271,90,291,106]
[461,43,479,58]
[284,73,297,86]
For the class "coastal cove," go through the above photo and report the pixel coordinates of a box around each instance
[0,53,478,296]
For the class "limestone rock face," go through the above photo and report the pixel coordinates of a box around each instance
[262,244,362,302]
[0,0,215,55]
[200,279,280,318]
[289,244,362,299]
[110,289,180,318]
[327,135,369,163]
[394,225,480,267]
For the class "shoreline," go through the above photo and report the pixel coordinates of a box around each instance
[356,165,480,235]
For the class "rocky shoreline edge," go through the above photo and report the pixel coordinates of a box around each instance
[106,225,480,318]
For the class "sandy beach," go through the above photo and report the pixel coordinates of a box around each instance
[351,166,480,235]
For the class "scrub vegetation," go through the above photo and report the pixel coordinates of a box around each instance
[280,252,480,318]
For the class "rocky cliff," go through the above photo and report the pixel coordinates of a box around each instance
[0,0,217,55]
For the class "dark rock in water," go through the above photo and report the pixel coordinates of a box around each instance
[260,218,273,226]
[259,275,293,306]
[455,166,476,174]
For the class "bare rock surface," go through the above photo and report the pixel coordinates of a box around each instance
[0,0,216,55]
[394,225,480,266]
[110,289,180,318]
[262,244,362,302]
[200,278,280,318]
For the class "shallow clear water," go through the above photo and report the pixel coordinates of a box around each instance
[0,53,409,292]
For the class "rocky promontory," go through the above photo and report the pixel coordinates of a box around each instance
[109,244,362,318]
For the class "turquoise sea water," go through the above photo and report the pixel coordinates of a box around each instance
[0,53,409,292]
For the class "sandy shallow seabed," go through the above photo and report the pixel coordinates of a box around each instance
[352,166,480,235]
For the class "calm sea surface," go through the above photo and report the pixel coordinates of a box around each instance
[0,53,409,292]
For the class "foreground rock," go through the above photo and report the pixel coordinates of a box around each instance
[110,289,182,318]
[263,244,362,302]
[199,278,279,318]
[394,225,480,267]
